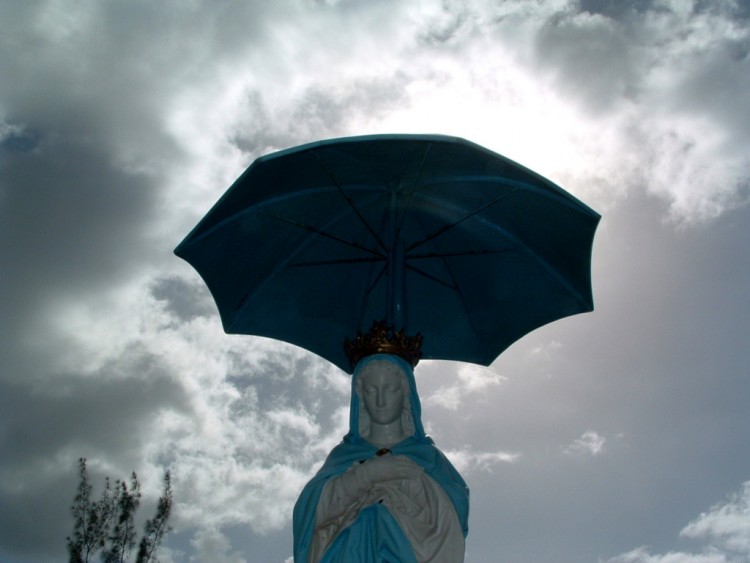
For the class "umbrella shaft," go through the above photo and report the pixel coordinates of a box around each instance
[387,240,406,330]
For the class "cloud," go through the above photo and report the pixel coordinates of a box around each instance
[564,430,606,456]
[423,364,507,410]
[604,481,750,563]
[681,481,750,555]
[604,547,732,563]
[146,0,750,232]
[444,447,521,474]
[189,527,247,563]
[530,340,564,358]
[0,272,350,559]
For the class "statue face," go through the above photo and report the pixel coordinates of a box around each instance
[359,361,406,426]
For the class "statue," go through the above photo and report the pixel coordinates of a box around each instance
[293,340,469,563]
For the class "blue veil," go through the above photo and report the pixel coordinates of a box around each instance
[293,354,469,562]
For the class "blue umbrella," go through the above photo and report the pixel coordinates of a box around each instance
[175,134,599,373]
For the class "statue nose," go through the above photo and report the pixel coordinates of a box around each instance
[376,389,386,407]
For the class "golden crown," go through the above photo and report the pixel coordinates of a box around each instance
[344,320,423,370]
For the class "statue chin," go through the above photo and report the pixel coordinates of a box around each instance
[292,354,469,563]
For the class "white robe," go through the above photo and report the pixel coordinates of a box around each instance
[311,455,464,563]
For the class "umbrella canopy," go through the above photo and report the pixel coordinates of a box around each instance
[175,134,600,373]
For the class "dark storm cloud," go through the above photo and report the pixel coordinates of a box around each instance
[1,350,186,466]
[0,344,189,562]
[0,2,189,363]
[0,0,295,377]
[578,0,652,18]
[670,32,750,138]
[227,74,412,159]
[0,137,157,320]
[0,469,77,563]
[0,123,42,153]
[533,0,750,122]
[533,10,637,111]
[287,77,411,141]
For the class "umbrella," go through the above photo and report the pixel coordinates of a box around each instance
[175,134,600,373]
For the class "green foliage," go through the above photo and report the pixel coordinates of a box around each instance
[66,459,172,563]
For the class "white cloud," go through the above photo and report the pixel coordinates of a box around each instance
[681,481,750,555]
[604,546,732,563]
[564,430,606,456]
[530,340,564,358]
[444,447,521,474]
[189,527,247,563]
[424,364,507,410]
[148,0,750,251]
[604,481,750,563]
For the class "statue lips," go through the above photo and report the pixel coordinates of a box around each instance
[372,407,398,425]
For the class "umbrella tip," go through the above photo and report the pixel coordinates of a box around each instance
[344,320,423,371]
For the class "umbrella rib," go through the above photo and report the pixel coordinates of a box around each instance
[406,191,515,252]
[412,211,593,310]
[407,172,599,254]
[406,259,485,344]
[409,249,512,260]
[290,257,387,267]
[420,175,598,213]
[406,185,596,308]
[357,263,388,327]
[261,211,385,258]
[405,263,456,290]
[393,143,433,243]
[311,150,388,253]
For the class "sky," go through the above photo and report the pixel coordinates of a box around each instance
[1,0,749,561]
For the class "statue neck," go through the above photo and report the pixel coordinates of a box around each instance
[367,420,406,448]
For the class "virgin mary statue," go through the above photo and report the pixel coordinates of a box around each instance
[293,325,469,562]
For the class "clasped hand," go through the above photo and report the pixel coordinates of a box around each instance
[358,454,421,486]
